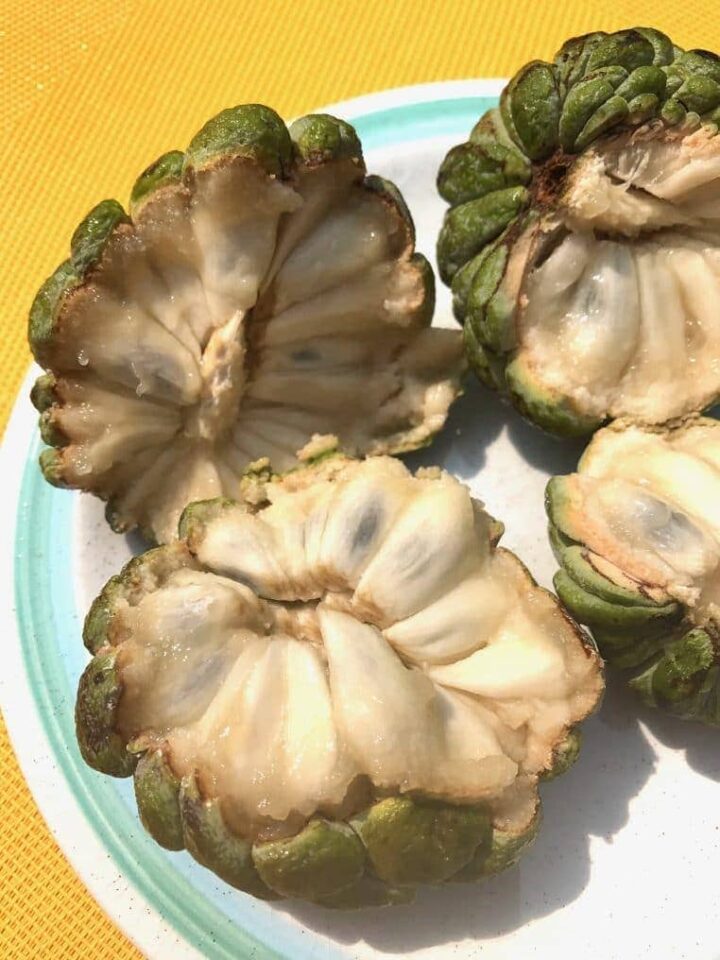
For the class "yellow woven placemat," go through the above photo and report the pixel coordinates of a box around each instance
[2,2,718,956]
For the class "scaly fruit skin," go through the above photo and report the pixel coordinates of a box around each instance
[546,421,720,726]
[437,28,720,436]
[75,650,136,777]
[129,151,184,216]
[551,546,720,724]
[451,808,540,881]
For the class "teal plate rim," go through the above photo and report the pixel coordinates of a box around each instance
[10,90,501,960]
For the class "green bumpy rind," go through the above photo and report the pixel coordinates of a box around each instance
[38,408,67,448]
[28,199,132,366]
[253,819,365,900]
[450,246,493,322]
[289,113,364,166]
[75,651,135,777]
[439,28,720,430]
[505,355,604,438]
[437,141,531,207]
[178,497,240,544]
[553,569,681,633]
[586,29,655,73]
[629,629,720,724]
[463,323,506,392]
[470,106,526,154]
[38,447,67,488]
[185,103,292,176]
[83,572,127,654]
[502,61,561,161]
[594,630,668,671]
[465,237,517,354]
[28,260,79,363]
[551,539,670,609]
[130,150,185,215]
[546,480,720,724]
[452,808,540,881]
[134,748,185,850]
[312,876,415,909]
[437,186,529,284]
[71,200,130,276]
[179,777,277,899]
[350,795,492,886]
[408,252,437,328]
[29,372,57,413]
[553,32,607,96]
[542,729,583,780]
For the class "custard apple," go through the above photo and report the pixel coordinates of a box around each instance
[76,456,603,907]
[30,106,463,543]
[437,28,720,436]
[547,417,720,725]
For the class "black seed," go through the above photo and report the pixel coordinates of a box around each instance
[351,503,383,553]
[291,348,320,364]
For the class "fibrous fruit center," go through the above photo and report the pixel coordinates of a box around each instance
[182,312,247,442]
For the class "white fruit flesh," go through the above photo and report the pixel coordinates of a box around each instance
[46,160,462,543]
[556,420,720,616]
[517,126,720,423]
[108,458,601,839]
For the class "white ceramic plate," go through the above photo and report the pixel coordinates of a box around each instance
[2,81,718,960]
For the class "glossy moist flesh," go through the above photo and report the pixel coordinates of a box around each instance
[30,107,463,543]
[76,457,603,906]
[548,418,720,724]
[437,28,720,436]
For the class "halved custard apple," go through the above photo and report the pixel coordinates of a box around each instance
[76,456,603,907]
[437,27,720,436]
[548,417,720,724]
[30,106,463,543]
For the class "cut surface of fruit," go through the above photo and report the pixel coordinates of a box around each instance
[31,107,463,542]
[519,131,720,425]
[76,457,603,905]
[437,28,720,436]
[548,417,720,724]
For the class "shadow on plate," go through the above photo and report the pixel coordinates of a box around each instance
[633,698,720,782]
[404,377,585,481]
[505,406,587,476]
[402,376,504,478]
[124,527,150,557]
[279,680,657,950]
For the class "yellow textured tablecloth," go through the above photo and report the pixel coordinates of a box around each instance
[2,2,719,956]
